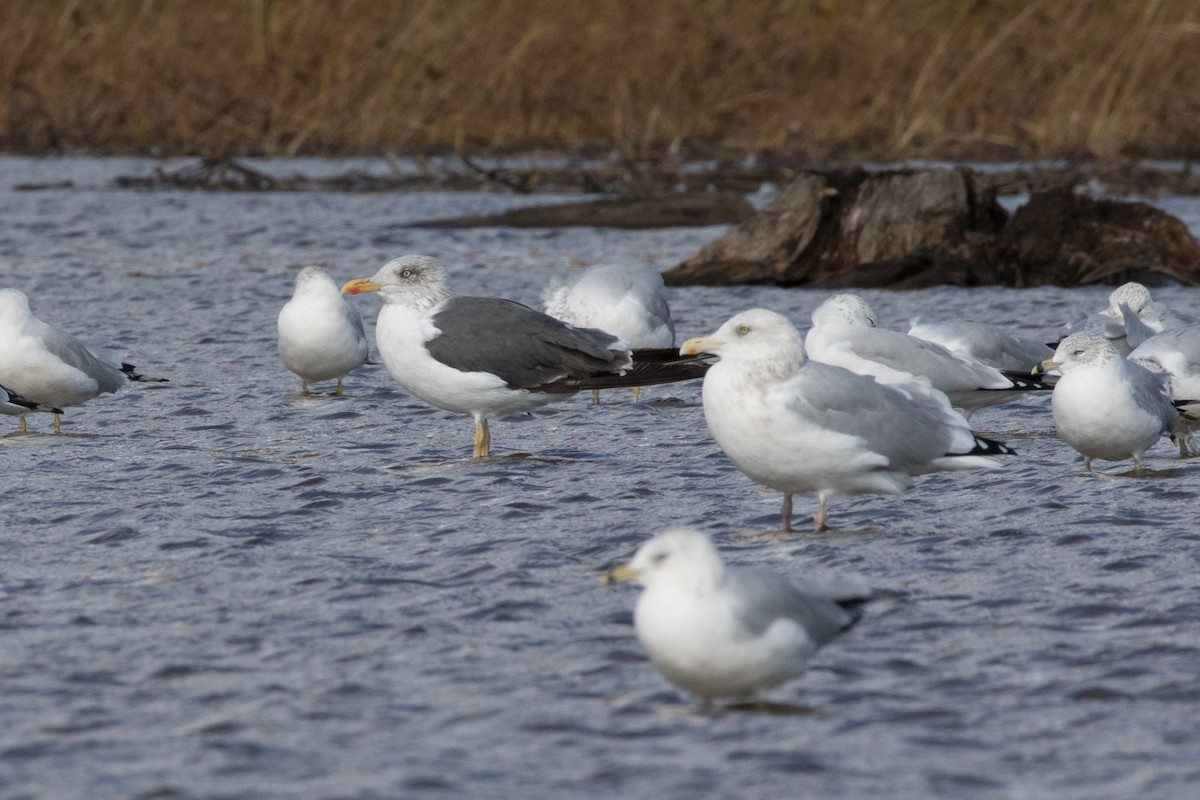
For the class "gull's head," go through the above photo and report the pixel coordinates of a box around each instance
[679,309,805,370]
[1039,331,1119,374]
[293,265,338,295]
[1104,282,1153,318]
[602,528,725,593]
[811,293,877,329]
[0,288,33,321]
[341,254,451,311]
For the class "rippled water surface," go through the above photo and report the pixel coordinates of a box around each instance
[1,158,1198,800]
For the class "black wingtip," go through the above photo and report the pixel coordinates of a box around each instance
[121,363,169,383]
[1000,369,1056,390]
[971,435,1017,457]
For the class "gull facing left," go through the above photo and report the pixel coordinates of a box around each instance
[0,288,163,433]
[681,309,1014,532]
[1038,332,1180,472]
[342,255,707,458]
[602,527,866,709]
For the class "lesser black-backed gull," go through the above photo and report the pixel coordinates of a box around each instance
[342,255,706,457]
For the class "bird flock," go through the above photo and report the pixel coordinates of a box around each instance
[2,260,1197,709]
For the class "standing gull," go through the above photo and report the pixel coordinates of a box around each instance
[0,288,164,433]
[277,265,369,396]
[1,384,61,421]
[805,294,1051,412]
[681,309,1014,532]
[341,255,707,458]
[602,527,866,709]
[543,262,675,403]
[1035,332,1179,472]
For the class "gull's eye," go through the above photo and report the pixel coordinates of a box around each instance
[736,325,751,336]
[400,269,414,278]
[651,551,669,565]
[1073,349,1085,356]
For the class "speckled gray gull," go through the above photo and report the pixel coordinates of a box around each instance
[543,261,675,403]
[277,265,369,396]
[804,294,1051,413]
[0,288,164,433]
[1055,281,1196,353]
[341,255,707,458]
[681,308,1014,532]
[1127,326,1200,457]
[602,527,867,709]
[1035,331,1180,472]
[907,317,1053,372]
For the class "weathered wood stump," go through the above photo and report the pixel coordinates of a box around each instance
[991,190,1200,287]
[664,168,1200,288]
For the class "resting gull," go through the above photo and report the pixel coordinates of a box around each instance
[1055,282,1195,353]
[602,527,866,709]
[543,262,675,403]
[278,265,370,396]
[805,294,1052,412]
[908,318,1053,372]
[1035,331,1179,472]
[342,255,707,457]
[1128,326,1200,455]
[681,309,1014,532]
[0,288,164,433]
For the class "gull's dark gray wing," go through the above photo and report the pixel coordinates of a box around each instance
[426,297,628,391]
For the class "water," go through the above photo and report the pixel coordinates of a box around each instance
[1,158,1198,800]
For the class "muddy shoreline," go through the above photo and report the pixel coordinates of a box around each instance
[14,155,1199,199]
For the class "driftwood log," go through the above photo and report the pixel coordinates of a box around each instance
[408,191,755,229]
[663,168,1200,288]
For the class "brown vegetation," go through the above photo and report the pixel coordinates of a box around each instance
[2,0,1199,159]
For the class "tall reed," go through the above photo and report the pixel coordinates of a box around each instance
[1,0,1197,159]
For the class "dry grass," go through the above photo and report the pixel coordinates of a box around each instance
[2,0,1198,159]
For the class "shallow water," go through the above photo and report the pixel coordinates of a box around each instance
[1,158,1198,800]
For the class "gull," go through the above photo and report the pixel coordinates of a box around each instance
[805,294,1051,412]
[277,265,370,395]
[602,527,866,709]
[1056,282,1195,354]
[681,308,1014,532]
[1,383,61,422]
[1128,326,1200,456]
[543,262,675,403]
[1035,332,1179,472]
[342,255,707,458]
[907,318,1053,372]
[0,288,164,433]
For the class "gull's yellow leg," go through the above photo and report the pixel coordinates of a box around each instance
[473,418,491,458]
[53,413,62,434]
[591,389,600,405]
[334,377,344,397]
[18,416,27,434]
[301,380,311,396]
[632,386,641,404]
